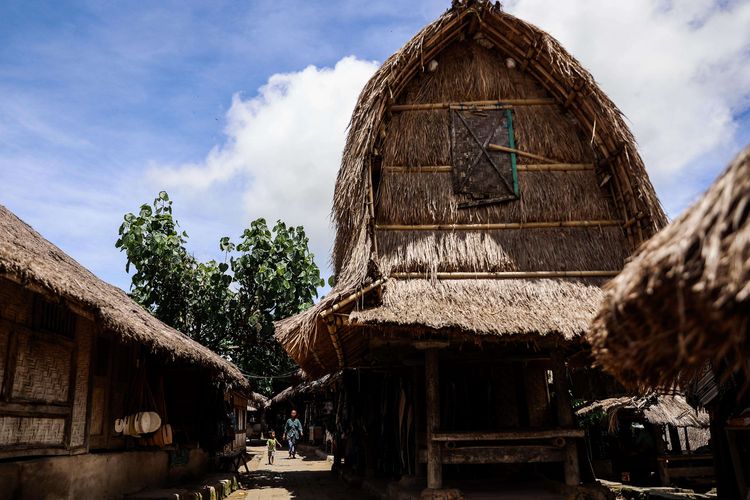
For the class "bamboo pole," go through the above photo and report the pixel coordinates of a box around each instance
[391,271,619,280]
[389,98,555,112]
[383,166,453,173]
[320,279,387,319]
[382,164,594,173]
[487,144,559,164]
[375,220,623,231]
[518,163,594,172]
[325,319,345,369]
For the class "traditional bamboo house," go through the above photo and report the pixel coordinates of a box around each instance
[0,204,250,499]
[276,1,666,495]
[589,145,750,498]
[576,394,712,487]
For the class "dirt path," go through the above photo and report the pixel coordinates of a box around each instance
[229,445,367,500]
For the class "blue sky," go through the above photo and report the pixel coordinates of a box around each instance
[2,0,750,294]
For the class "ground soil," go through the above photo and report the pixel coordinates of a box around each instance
[228,445,368,500]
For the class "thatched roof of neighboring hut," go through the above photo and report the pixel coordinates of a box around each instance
[589,145,750,389]
[267,372,341,408]
[576,393,710,432]
[277,0,666,376]
[0,204,249,391]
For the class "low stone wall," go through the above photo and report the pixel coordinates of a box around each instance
[0,448,208,499]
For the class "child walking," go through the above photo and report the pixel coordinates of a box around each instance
[267,431,280,465]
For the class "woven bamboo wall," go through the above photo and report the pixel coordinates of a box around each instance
[0,278,91,456]
[11,332,72,403]
[0,416,66,446]
[70,318,93,448]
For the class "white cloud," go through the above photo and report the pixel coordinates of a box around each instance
[148,56,379,272]
[506,0,750,212]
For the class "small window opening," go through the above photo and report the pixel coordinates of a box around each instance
[450,108,519,207]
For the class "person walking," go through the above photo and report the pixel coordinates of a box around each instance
[283,409,303,458]
[266,430,280,465]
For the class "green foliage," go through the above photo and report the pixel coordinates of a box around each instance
[116,192,324,395]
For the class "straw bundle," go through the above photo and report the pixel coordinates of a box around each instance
[276,0,666,377]
[0,205,249,390]
[589,146,750,389]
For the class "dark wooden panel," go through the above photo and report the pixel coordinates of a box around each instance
[451,109,516,204]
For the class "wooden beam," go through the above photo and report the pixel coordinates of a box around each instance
[425,348,442,490]
[320,278,387,319]
[552,353,580,486]
[414,340,450,350]
[376,220,622,231]
[383,166,453,173]
[389,98,555,112]
[382,164,594,173]
[432,429,585,442]
[487,144,559,164]
[0,402,71,417]
[391,271,619,280]
[420,445,564,465]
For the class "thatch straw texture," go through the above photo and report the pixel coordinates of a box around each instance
[350,278,605,341]
[0,204,249,390]
[276,0,666,377]
[378,170,617,225]
[576,394,709,432]
[267,372,341,408]
[378,227,629,275]
[589,146,750,389]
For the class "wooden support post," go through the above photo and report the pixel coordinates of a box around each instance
[425,348,442,490]
[413,366,426,478]
[552,354,580,487]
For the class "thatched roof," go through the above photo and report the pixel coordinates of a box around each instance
[267,372,341,408]
[350,279,604,340]
[576,394,710,432]
[277,0,666,376]
[0,204,249,391]
[589,145,750,389]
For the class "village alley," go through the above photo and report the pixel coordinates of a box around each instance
[230,445,371,500]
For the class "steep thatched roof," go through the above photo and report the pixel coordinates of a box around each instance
[277,0,666,376]
[0,204,249,391]
[576,393,710,432]
[589,145,750,389]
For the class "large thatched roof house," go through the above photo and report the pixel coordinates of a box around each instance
[0,204,249,498]
[275,1,666,494]
[277,0,665,377]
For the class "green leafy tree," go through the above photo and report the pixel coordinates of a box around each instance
[116,192,324,394]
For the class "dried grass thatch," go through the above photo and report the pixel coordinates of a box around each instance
[351,278,604,341]
[267,372,341,408]
[0,204,249,391]
[589,146,750,389]
[276,0,666,377]
[576,393,710,433]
